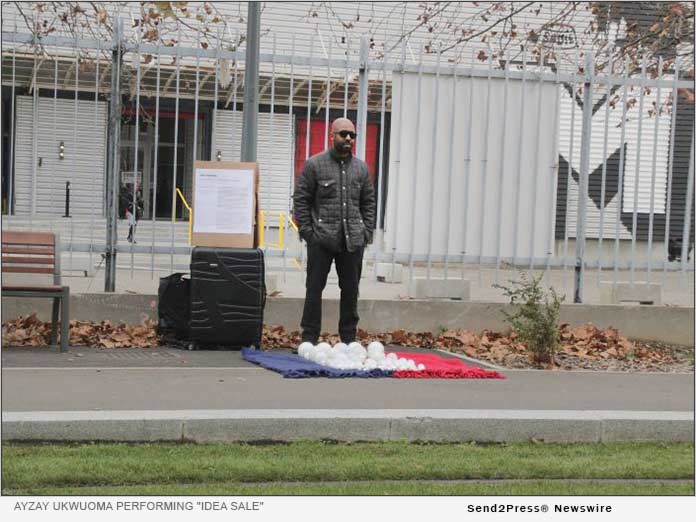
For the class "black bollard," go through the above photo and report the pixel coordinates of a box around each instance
[63,181,71,218]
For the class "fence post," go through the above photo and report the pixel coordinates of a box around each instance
[104,18,123,292]
[356,36,369,160]
[574,52,594,303]
[241,1,260,162]
[680,120,695,276]
[63,181,71,217]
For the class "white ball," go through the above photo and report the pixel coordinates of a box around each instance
[334,342,348,353]
[368,352,385,363]
[417,363,426,371]
[316,342,331,351]
[364,359,377,370]
[298,342,313,358]
[386,352,398,362]
[350,344,367,361]
[348,342,363,350]
[367,341,385,360]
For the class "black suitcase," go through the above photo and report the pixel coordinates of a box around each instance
[190,247,266,348]
[157,273,191,340]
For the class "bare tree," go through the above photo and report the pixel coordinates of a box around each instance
[10,1,694,86]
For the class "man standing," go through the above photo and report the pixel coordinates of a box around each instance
[293,118,376,344]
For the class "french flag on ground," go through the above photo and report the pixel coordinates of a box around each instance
[242,348,505,379]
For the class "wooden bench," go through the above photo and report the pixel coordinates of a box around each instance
[2,231,70,352]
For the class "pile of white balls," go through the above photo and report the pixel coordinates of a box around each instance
[296,341,425,372]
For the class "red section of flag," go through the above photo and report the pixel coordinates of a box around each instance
[389,352,506,379]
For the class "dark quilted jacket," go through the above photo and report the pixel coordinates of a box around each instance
[293,149,376,253]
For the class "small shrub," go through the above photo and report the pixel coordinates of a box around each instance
[494,273,564,365]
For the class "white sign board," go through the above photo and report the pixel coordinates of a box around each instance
[120,170,142,187]
[192,168,254,235]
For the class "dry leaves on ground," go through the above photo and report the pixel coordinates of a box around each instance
[2,316,692,372]
[262,324,691,372]
[2,313,159,348]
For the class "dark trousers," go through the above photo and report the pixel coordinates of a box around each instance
[301,242,364,343]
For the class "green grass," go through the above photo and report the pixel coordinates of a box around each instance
[3,480,693,496]
[3,441,693,496]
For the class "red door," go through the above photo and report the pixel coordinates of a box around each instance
[294,119,379,184]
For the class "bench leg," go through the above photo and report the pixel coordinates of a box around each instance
[60,291,70,353]
[50,297,60,346]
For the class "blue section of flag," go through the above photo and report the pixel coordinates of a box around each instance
[241,348,393,379]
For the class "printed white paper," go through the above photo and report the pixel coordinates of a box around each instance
[193,168,254,234]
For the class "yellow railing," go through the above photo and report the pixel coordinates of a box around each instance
[173,196,302,271]
[286,217,303,271]
[259,211,303,271]
[176,188,192,245]
[258,210,287,249]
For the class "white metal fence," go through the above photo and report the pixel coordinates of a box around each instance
[1,21,694,302]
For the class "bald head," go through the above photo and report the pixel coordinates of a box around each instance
[331,118,356,159]
[331,117,355,134]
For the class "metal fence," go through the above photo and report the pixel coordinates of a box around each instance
[1,21,694,303]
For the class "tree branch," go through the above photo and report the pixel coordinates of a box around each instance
[438,1,535,55]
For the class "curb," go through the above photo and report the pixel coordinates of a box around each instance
[3,409,693,443]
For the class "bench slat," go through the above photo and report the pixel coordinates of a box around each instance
[1,230,68,353]
[1,231,55,246]
[2,266,55,274]
[2,255,55,265]
[2,285,64,293]
[1,246,55,255]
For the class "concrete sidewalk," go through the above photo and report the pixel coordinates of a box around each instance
[47,257,696,307]
[2,346,693,442]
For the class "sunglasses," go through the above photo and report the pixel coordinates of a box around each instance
[334,130,356,139]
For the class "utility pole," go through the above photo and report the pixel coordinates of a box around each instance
[104,18,123,292]
[574,52,594,303]
[241,2,260,162]
[355,36,369,160]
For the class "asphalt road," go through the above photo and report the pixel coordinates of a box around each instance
[2,347,693,413]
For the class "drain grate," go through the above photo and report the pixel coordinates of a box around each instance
[99,351,182,360]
